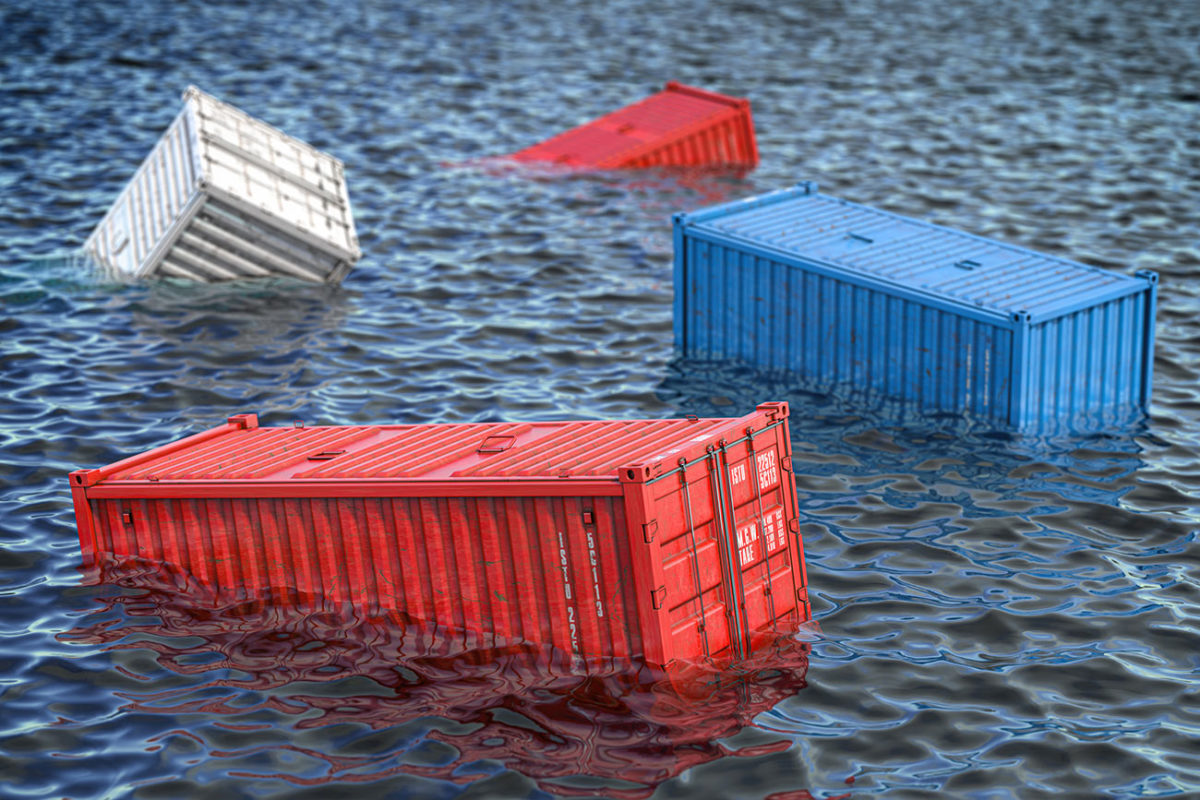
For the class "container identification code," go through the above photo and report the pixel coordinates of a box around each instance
[557,528,605,655]
[586,529,604,619]
[557,530,579,653]
[757,449,779,489]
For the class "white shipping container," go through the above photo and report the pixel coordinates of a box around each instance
[85,86,361,284]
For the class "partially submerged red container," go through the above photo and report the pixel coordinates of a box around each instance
[508,81,759,170]
[70,404,810,667]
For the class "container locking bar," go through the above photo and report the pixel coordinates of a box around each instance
[716,442,752,656]
[678,459,711,659]
[708,448,747,660]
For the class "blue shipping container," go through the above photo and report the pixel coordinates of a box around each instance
[673,183,1158,431]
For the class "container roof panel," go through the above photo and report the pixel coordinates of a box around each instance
[96,416,747,484]
[688,185,1139,319]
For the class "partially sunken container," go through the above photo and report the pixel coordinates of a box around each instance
[85,86,361,283]
[69,405,811,667]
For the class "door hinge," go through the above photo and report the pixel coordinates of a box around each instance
[651,586,667,609]
[642,519,658,543]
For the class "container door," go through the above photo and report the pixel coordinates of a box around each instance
[704,421,805,658]
[649,456,750,664]
[638,414,808,665]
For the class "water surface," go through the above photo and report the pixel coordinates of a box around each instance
[2,0,1198,797]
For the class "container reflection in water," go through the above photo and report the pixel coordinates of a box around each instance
[64,559,813,799]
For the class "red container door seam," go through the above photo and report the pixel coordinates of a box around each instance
[642,416,795,660]
[258,497,291,606]
[706,448,746,660]
[714,443,752,657]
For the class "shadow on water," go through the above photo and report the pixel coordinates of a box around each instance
[58,559,818,799]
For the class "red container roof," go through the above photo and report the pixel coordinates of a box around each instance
[85,413,768,486]
[509,82,757,169]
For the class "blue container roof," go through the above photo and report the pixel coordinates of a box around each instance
[681,183,1146,322]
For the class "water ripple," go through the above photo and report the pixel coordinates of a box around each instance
[3,0,1199,797]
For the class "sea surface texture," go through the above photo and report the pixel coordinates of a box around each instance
[2,0,1198,797]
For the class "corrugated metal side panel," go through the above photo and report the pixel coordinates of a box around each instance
[695,187,1137,319]
[594,91,751,168]
[85,109,199,277]
[89,492,645,660]
[159,198,349,283]
[511,84,754,169]
[1021,290,1150,428]
[187,88,359,261]
[620,111,757,169]
[515,125,632,167]
[678,236,1016,422]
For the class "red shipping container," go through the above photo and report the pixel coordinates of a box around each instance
[69,404,810,667]
[508,82,759,170]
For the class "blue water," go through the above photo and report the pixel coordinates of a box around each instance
[2,0,1199,797]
